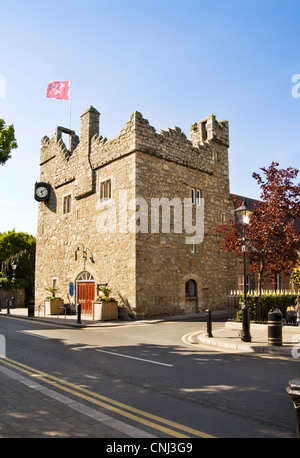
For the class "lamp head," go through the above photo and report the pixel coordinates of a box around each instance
[235,199,253,226]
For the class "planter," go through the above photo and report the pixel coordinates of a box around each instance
[44,298,64,315]
[92,300,118,321]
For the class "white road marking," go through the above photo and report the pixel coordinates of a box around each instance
[96,349,173,367]
[16,330,49,339]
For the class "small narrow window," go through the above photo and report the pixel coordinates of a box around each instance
[196,190,202,206]
[191,189,202,205]
[191,188,196,205]
[238,275,244,291]
[100,179,111,201]
[185,279,197,298]
[191,241,196,254]
[63,195,72,214]
[201,121,207,141]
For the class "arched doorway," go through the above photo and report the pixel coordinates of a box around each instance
[76,271,95,314]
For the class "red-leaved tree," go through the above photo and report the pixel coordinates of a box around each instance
[216,162,300,295]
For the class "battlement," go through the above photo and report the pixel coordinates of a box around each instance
[190,115,229,148]
[39,107,230,193]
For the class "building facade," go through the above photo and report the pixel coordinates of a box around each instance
[35,106,237,318]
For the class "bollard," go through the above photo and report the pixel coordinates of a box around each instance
[0,299,1,312]
[77,303,82,324]
[27,301,35,317]
[268,308,282,346]
[286,378,300,437]
[205,309,213,337]
[241,305,251,342]
[6,299,10,315]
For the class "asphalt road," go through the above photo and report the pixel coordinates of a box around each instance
[0,315,299,438]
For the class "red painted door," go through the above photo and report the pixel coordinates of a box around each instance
[77,282,95,314]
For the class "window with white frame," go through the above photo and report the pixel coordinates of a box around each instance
[191,188,202,205]
[191,188,196,205]
[196,189,202,205]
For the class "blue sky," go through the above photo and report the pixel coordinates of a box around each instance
[1,0,300,235]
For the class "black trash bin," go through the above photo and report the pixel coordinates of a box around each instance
[268,308,282,346]
[27,301,35,317]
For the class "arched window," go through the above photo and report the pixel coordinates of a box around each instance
[76,271,94,281]
[185,279,197,298]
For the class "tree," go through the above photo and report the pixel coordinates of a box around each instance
[0,230,36,265]
[0,230,36,300]
[216,162,300,294]
[0,119,17,165]
[1,248,35,287]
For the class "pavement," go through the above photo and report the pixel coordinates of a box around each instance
[0,307,299,439]
[0,366,136,439]
[199,320,300,357]
[1,306,300,357]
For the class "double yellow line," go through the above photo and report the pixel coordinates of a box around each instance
[0,357,215,438]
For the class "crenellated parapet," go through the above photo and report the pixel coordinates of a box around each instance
[190,115,229,148]
[39,107,230,198]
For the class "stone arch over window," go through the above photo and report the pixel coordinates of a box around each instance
[185,279,197,298]
[180,274,203,313]
[76,271,95,282]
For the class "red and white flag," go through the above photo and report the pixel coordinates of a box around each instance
[46,81,70,100]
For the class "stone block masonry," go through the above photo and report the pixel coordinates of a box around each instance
[35,106,236,318]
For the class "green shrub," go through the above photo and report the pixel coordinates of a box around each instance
[235,291,297,321]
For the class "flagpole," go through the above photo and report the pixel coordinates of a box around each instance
[69,79,72,129]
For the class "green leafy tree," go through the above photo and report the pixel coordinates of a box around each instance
[0,119,17,165]
[1,249,35,287]
[0,231,36,300]
[0,230,36,265]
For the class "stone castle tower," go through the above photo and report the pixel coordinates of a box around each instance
[35,106,236,318]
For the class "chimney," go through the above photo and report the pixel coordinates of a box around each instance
[80,106,100,141]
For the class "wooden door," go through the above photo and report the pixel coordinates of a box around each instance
[77,282,95,314]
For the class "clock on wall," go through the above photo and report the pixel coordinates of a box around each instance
[34,182,50,202]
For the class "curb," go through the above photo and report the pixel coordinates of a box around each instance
[198,332,295,356]
[0,310,210,328]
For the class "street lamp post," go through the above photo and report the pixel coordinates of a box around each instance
[11,260,17,309]
[235,199,253,342]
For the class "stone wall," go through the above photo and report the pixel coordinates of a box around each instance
[134,126,235,317]
[0,288,25,308]
[35,153,136,309]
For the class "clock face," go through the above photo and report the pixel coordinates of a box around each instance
[36,186,48,198]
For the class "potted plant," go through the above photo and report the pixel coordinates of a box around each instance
[93,284,118,320]
[44,286,64,315]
